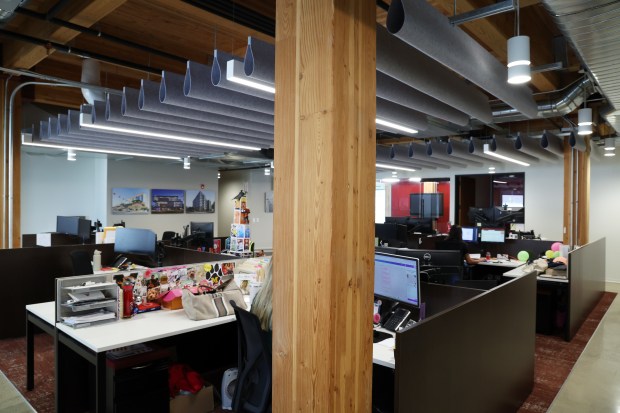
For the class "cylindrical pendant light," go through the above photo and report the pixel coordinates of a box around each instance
[578,108,593,135]
[507,35,531,84]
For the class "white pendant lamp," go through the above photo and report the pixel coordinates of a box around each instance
[507,36,531,84]
[578,107,593,135]
[507,1,530,85]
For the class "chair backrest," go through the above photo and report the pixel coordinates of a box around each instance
[70,250,94,276]
[230,300,271,413]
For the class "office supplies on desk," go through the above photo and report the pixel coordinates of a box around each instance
[383,307,411,332]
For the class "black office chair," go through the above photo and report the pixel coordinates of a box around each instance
[230,301,272,413]
[70,250,94,276]
[161,231,176,241]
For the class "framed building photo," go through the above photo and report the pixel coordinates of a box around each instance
[151,189,185,214]
[111,188,149,214]
[186,190,216,213]
[265,191,274,213]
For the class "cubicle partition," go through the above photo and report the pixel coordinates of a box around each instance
[567,238,606,341]
[2,244,115,339]
[161,245,235,265]
[394,272,537,413]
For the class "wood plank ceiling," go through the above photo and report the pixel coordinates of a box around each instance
[0,0,586,137]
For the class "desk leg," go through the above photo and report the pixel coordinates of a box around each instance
[96,352,106,413]
[26,315,35,391]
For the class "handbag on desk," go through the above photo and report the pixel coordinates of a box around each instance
[182,278,247,321]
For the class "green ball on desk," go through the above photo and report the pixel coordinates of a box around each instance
[545,250,555,259]
[554,251,560,258]
[517,251,529,262]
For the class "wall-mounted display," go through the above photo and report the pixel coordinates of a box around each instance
[111,188,150,214]
[151,189,185,214]
[265,191,274,213]
[186,190,216,213]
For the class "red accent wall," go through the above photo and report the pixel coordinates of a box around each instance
[390,182,451,233]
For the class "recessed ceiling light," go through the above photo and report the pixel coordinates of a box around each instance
[381,177,400,183]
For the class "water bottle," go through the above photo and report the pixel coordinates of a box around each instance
[93,249,102,271]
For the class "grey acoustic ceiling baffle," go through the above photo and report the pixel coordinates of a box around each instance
[377,25,492,123]
[160,71,273,125]
[390,144,440,169]
[514,133,559,162]
[139,80,274,135]
[110,93,273,141]
[212,50,274,101]
[428,140,484,167]
[184,60,274,115]
[59,112,226,155]
[412,141,469,168]
[105,96,273,145]
[447,139,501,165]
[376,72,470,126]
[541,130,565,155]
[376,97,428,133]
[386,0,538,119]
[244,37,275,84]
[376,146,425,170]
[568,131,588,152]
[491,136,540,164]
[87,102,271,148]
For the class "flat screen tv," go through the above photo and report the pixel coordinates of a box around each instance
[410,193,444,218]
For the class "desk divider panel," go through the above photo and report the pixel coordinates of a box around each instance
[420,282,484,318]
[567,238,606,341]
[394,272,536,413]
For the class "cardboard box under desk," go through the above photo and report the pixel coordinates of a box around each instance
[170,385,214,413]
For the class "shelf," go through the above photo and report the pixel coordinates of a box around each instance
[61,299,117,312]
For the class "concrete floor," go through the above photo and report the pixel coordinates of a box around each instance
[548,282,620,413]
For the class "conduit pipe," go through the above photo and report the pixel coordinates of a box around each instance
[376,25,492,123]
[386,0,538,119]
[376,72,470,126]
[184,60,274,116]
[212,50,274,101]
[514,133,559,162]
[160,71,273,126]
[541,130,565,155]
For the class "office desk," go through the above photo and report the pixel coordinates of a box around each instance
[25,301,239,412]
[478,259,524,269]
[372,327,396,369]
[503,265,568,283]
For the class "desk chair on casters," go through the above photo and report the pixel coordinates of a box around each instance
[230,301,272,413]
[70,250,94,276]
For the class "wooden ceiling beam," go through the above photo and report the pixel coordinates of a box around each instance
[2,0,127,69]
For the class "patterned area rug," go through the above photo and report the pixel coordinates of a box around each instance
[518,291,617,413]
[0,292,615,413]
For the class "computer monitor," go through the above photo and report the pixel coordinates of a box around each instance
[374,252,421,308]
[461,226,478,243]
[114,227,157,260]
[189,222,214,249]
[410,193,444,218]
[77,218,92,242]
[375,223,408,247]
[480,227,505,243]
[56,216,81,235]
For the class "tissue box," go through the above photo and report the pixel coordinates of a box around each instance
[170,385,214,413]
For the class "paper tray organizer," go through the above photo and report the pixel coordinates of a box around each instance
[56,275,120,328]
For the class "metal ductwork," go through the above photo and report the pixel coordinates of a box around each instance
[0,0,25,21]
[492,77,595,123]
[542,0,620,132]
[80,58,105,105]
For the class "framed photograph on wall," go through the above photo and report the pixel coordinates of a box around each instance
[111,188,150,214]
[186,190,216,213]
[265,191,274,213]
[151,189,185,214]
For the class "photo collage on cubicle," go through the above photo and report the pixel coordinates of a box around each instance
[111,188,216,215]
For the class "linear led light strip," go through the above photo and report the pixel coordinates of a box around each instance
[375,163,416,172]
[483,144,530,167]
[375,118,418,134]
[226,60,276,94]
[79,113,261,151]
[21,134,182,160]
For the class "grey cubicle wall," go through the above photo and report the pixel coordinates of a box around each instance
[395,272,537,413]
[567,238,606,341]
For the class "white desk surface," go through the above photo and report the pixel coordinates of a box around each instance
[478,259,524,269]
[503,266,569,283]
[372,327,396,369]
[26,301,56,325]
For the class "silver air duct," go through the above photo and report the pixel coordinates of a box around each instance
[80,59,105,105]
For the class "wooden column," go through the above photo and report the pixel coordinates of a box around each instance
[0,77,5,249]
[273,0,376,411]
[563,137,590,247]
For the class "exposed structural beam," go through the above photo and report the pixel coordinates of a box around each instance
[181,0,275,37]
[2,0,127,69]
[449,0,515,26]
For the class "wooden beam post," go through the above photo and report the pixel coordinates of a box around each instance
[563,137,590,247]
[273,0,376,411]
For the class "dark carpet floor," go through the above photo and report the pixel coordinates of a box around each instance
[0,292,615,412]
